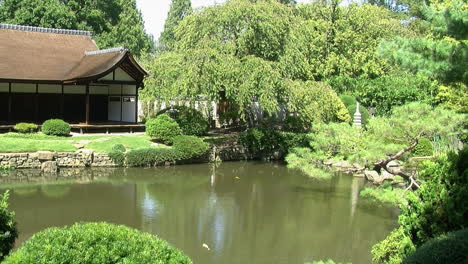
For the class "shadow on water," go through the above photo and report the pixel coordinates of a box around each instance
[0,162,398,264]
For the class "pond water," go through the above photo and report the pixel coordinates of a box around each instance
[1,162,397,264]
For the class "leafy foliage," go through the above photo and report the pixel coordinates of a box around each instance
[172,135,209,160]
[374,148,468,262]
[378,1,467,84]
[283,3,410,81]
[159,0,192,52]
[160,106,210,136]
[411,138,433,157]
[111,144,126,153]
[400,149,468,247]
[402,228,468,264]
[329,72,438,116]
[41,119,70,136]
[3,222,192,264]
[0,191,18,262]
[145,114,182,145]
[239,128,308,158]
[372,227,416,264]
[13,123,38,134]
[360,185,408,207]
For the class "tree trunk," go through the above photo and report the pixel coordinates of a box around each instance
[375,139,421,190]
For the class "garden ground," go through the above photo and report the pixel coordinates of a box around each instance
[0,133,156,153]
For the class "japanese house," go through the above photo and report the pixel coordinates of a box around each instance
[0,23,147,127]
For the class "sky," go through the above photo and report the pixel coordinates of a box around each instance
[136,0,312,40]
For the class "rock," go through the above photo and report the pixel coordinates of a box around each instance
[73,143,85,149]
[41,161,58,173]
[37,151,55,161]
[381,170,394,178]
[387,160,401,167]
[364,170,379,181]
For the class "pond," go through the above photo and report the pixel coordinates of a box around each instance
[1,162,397,264]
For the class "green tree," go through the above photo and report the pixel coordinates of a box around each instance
[378,1,467,113]
[159,0,192,52]
[281,3,411,81]
[0,191,18,262]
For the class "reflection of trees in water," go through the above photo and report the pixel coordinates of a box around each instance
[134,162,396,263]
[41,185,71,198]
[13,187,39,197]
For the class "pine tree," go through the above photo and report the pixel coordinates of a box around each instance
[159,0,192,52]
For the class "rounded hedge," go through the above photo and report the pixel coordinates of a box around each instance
[0,191,18,262]
[146,114,182,145]
[339,94,357,108]
[13,123,38,134]
[111,144,126,153]
[173,135,210,159]
[3,222,192,264]
[159,106,209,136]
[403,229,468,264]
[412,138,433,157]
[41,119,70,136]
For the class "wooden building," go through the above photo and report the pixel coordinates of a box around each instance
[0,23,147,127]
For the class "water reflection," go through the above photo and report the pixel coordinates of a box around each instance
[1,162,398,264]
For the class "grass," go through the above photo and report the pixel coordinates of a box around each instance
[0,133,154,153]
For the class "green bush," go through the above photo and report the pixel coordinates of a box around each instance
[403,229,468,264]
[172,136,209,160]
[412,138,433,157]
[146,114,182,145]
[372,227,416,264]
[3,222,192,264]
[0,191,18,262]
[126,148,182,167]
[239,128,308,158]
[347,104,370,126]
[108,151,125,166]
[111,144,126,153]
[159,106,209,136]
[41,119,70,136]
[375,147,468,262]
[13,123,38,133]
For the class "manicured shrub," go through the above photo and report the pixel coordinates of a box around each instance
[41,119,70,136]
[13,123,38,133]
[111,144,126,153]
[347,104,370,126]
[160,106,209,136]
[402,228,468,264]
[412,138,433,157]
[146,114,182,145]
[108,151,125,166]
[172,136,209,159]
[2,222,192,264]
[0,191,18,262]
[126,148,182,167]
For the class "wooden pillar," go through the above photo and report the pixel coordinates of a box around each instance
[35,83,39,122]
[135,83,139,123]
[60,84,64,119]
[7,83,12,123]
[85,84,90,124]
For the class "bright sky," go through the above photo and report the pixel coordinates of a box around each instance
[136,0,313,40]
